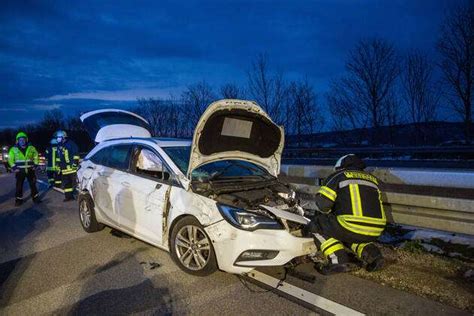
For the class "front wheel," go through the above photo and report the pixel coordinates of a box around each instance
[170,217,217,276]
[78,193,104,233]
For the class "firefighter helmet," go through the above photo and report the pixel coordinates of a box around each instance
[334,154,366,171]
[54,130,68,138]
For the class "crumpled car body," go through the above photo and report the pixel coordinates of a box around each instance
[77,100,315,275]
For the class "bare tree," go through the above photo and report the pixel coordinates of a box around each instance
[181,81,215,136]
[134,98,183,137]
[66,115,84,131]
[402,52,439,124]
[285,79,323,145]
[437,6,474,143]
[327,79,368,132]
[247,53,287,123]
[327,38,400,144]
[401,51,440,144]
[39,109,65,132]
[220,83,242,99]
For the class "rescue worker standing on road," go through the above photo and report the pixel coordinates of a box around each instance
[305,154,386,275]
[8,132,41,206]
[45,138,61,188]
[55,130,79,202]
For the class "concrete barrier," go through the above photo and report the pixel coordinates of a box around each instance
[280,165,474,235]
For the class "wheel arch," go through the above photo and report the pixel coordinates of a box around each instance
[167,214,201,249]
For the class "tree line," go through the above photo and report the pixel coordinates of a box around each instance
[1,5,472,149]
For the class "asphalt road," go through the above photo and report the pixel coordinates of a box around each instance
[0,170,469,315]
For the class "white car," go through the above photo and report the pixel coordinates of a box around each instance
[77,99,315,276]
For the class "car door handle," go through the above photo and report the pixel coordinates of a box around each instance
[155,183,162,190]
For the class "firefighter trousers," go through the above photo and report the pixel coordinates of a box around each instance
[47,170,62,188]
[308,213,381,265]
[15,169,39,201]
[62,170,76,199]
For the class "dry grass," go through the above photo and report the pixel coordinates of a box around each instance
[351,245,474,312]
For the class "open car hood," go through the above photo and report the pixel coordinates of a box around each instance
[80,109,151,143]
[187,99,285,178]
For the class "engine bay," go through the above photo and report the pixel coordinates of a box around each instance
[191,178,307,235]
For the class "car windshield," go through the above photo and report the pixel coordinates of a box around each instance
[192,160,271,182]
[162,146,191,174]
[161,145,271,181]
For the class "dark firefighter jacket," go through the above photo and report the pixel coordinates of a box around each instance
[56,139,79,175]
[45,145,59,171]
[314,169,386,237]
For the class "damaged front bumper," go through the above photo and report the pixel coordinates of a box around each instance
[205,220,316,274]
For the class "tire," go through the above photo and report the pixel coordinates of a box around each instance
[169,216,217,276]
[78,193,104,233]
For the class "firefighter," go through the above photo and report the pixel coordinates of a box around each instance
[8,132,41,206]
[45,138,61,188]
[305,154,386,275]
[55,130,79,202]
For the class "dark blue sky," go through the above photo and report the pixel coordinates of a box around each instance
[0,0,464,129]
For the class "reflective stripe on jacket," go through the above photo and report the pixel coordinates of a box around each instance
[45,146,59,171]
[8,145,39,169]
[56,139,79,173]
[314,169,386,237]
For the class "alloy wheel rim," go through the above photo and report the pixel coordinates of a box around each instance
[175,225,211,271]
[80,200,91,228]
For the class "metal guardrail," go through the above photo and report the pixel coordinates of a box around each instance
[284,145,474,155]
[283,146,474,166]
[280,164,474,235]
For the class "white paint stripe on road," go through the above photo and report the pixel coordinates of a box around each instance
[37,179,65,193]
[246,270,365,316]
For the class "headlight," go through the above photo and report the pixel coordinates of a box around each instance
[217,204,283,231]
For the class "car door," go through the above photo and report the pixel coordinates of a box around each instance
[116,145,173,246]
[89,144,133,226]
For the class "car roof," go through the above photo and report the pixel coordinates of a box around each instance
[151,137,192,147]
[97,136,191,148]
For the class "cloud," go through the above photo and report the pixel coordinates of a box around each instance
[30,104,62,110]
[39,87,184,102]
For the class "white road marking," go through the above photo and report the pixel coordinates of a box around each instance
[246,270,365,316]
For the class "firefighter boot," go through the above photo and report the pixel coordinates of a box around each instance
[316,240,359,275]
[361,243,384,272]
[32,193,41,204]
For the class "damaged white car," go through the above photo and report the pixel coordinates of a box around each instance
[77,100,315,276]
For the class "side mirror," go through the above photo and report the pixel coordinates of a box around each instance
[138,149,163,172]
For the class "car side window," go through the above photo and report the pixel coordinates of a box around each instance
[90,146,112,165]
[131,146,171,182]
[90,144,132,170]
[107,145,133,170]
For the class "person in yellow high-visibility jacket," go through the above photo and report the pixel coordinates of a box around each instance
[8,132,41,206]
